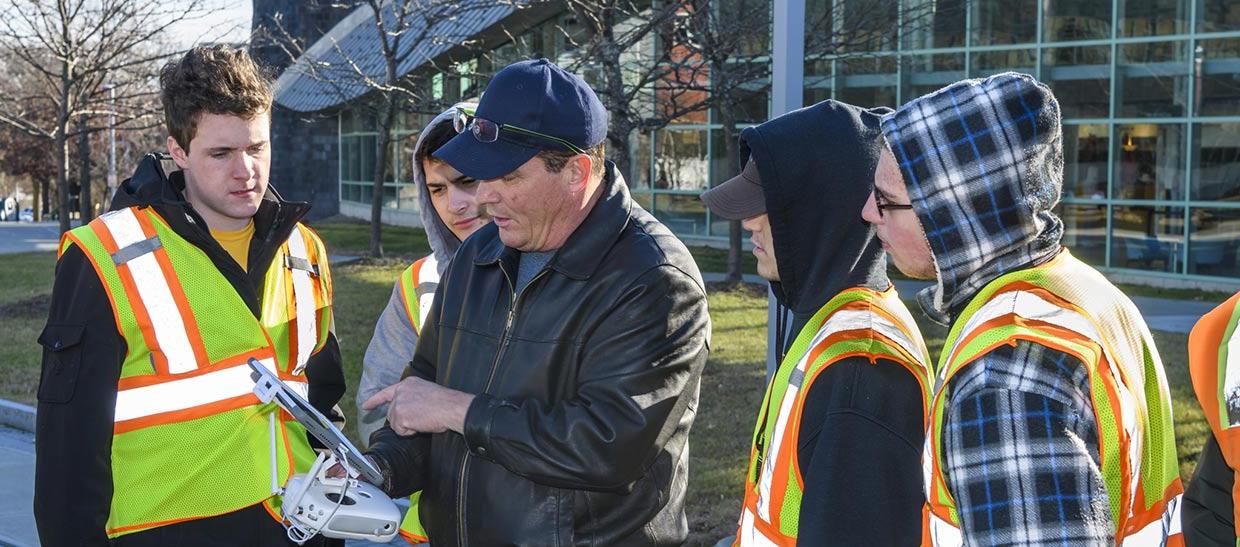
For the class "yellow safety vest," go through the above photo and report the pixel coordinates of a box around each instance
[395,254,439,543]
[923,251,1182,546]
[61,206,333,538]
[735,286,932,546]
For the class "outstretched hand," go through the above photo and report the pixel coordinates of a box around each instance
[362,376,475,436]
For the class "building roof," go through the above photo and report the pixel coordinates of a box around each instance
[273,0,521,112]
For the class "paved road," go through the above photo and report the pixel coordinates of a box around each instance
[0,223,67,255]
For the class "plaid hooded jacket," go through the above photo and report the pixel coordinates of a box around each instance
[881,73,1115,545]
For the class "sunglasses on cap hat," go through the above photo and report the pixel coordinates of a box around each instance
[452,107,587,156]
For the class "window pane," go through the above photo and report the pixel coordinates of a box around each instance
[1119,0,1189,37]
[804,57,832,105]
[837,55,897,109]
[397,133,418,184]
[1197,38,1240,117]
[714,83,769,125]
[1063,124,1110,198]
[1058,202,1108,266]
[654,129,709,190]
[1199,0,1240,33]
[633,130,653,189]
[834,0,898,53]
[1110,205,1186,273]
[651,194,709,238]
[902,53,966,100]
[383,185,398,210]
[632,191,654,214]
[1113,123,1186,200]
[1044,0,1113,42]
[970,0,1037,45]
[348,138,362,181]
[1118,41,1189,117]
[1043,46,1111,119]
[398,184,419,211]
[970,49,1036,79]
[1193,123,1240,201]
[902,0,966,50]
[360,135,377,182]
[1188,208,1240,278]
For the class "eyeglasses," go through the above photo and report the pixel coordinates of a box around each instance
[453,107,587,155]
[874,192,914,217]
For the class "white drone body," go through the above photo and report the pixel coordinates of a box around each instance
[249,358,401,544]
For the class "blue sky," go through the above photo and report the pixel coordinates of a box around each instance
[169,1,253,48]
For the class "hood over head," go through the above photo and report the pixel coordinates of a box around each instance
[414,102,478,273]
[880,72,1065,324]
[740,99,892,338]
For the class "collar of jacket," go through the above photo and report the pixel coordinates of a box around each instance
[474,161,633,282]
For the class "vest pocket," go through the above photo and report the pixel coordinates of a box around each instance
[37,323,85,404]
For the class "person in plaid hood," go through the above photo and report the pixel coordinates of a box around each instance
[863,72,1183,545]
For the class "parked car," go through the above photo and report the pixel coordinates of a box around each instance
[18,208,34,222]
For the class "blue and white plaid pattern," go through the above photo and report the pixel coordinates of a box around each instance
[944,341,1113,546]
[881,73,1066,324]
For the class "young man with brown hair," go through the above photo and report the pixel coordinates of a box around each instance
[34,45,344,546]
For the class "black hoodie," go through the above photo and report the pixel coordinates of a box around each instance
[740,100,925,544]
[34,154,344,547]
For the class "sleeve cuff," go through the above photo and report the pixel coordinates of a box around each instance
[463,393,500,459]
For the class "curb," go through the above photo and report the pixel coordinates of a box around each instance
[0,399,34,434]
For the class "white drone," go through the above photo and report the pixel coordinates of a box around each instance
[249,358,401,544]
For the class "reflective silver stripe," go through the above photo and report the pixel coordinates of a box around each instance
[112,236,162,265]
[928,511,963,547]
[756,307,917,521]
[1122,493,1182,546]
[114,357,306,423]
[415,255,440,330]
[286,255,318,276]
[286,227,317,375]
[737,508,779,547]
[100,209,198,374]
[787,368,804,389]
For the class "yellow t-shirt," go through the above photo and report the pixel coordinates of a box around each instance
[209,220,255,271]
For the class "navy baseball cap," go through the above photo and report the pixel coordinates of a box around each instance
[434,59,609,181]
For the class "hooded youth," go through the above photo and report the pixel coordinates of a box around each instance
[740,100,927,544]
[356,104,479,441]
[881,73,1114,543]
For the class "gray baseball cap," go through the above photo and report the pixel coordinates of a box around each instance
[700,155,765,221]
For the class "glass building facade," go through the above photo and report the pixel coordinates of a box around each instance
[337,0,1240,283]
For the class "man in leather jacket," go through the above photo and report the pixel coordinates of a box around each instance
[361,59,711,546]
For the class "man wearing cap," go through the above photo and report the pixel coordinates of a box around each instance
[360,59,710,545]
[702,100,932,546]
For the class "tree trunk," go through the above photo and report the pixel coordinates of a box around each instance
[78,116,93,222]
[369,102,397,258]
[607,130,632,184]
[38,173,48,218]
[718,108,743,283]
[56,128,70,234]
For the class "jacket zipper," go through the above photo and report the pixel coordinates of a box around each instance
[457,269,548,546]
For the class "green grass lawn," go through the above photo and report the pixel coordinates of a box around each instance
[0,252,57,404]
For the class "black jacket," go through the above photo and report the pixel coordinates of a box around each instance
[1185,434,1236,545]
[33,154,346,547]
[366,165,710,546]
[741,100,926,545]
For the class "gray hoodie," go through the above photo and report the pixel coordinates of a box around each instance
[356,104,478,442]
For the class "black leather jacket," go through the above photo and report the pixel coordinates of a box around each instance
[366,166,710,546]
